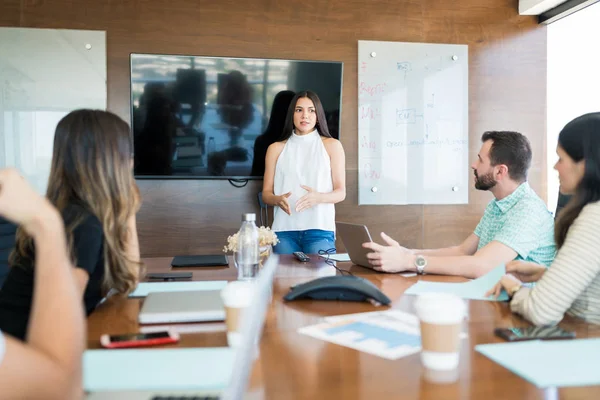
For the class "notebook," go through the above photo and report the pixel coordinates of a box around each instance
[138,290,225,324]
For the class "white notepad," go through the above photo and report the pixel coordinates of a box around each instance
[129,281,228,298]
[83,348,235,392]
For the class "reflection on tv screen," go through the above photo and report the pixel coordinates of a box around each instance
[130,53,343,179]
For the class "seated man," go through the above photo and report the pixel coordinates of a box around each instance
[363,131,556,279]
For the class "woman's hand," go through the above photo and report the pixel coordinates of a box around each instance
[276,192,292,215]
[486,274,523,299]
[506,260,547,283]
[0,168,57,235]
[296,185,321,212]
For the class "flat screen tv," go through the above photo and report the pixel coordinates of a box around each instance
[130,53,343,179]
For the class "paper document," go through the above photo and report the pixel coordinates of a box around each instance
[129,280,228,298]
[476,339,600,387]
[404,264,508,301]
[299,310,422,360]
[319,253,351,262]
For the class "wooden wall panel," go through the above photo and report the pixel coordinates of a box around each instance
[0,0,20,25]
[0,0,547,256]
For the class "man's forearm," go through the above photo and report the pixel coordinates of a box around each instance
[413,246,466,257]
[417,255,496,279]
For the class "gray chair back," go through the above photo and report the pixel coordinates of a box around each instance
[555,193,572,219]
[0,218,17,288]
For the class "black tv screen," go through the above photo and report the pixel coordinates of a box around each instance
[130,53,343,179]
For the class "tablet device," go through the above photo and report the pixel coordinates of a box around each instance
[335,222,375,269]
[171,254,229,268]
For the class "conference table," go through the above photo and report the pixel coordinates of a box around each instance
[87,255,600,399]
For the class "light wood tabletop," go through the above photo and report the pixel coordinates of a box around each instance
[87,255,600,399]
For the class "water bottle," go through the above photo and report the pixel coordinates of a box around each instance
[235,213,259,281]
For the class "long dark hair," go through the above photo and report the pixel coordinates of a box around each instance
[11,109,143,295]
[279,90,332,141]
[555,112,600,249]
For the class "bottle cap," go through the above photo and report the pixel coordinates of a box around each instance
[242,213,256,222]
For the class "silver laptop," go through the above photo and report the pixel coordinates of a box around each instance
[86,254,279,400]
[138,290,225,324]
[336,222,375,268]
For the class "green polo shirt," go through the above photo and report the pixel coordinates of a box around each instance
[474,182,556,266]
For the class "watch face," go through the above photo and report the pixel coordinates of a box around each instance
[416,256,426,267]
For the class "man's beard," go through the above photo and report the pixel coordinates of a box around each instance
[474,170,497,191]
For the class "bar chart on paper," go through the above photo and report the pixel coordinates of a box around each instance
[299,310,422,360]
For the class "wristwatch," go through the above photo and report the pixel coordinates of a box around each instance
[414,255,427,275]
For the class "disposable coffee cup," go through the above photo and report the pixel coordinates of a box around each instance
[422,367,460,384]
[220,281,255,347]
[414,293,466,371]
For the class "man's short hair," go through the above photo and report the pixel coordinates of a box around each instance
[481,131,532,183]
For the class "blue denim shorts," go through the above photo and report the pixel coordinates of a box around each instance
[273,229,335,255]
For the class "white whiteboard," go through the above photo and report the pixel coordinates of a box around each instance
[358,40,469,205]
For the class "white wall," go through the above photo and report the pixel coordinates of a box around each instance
[547,2,600,213]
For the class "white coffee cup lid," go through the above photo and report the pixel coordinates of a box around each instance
[221,280,255,308]
[414,293,467,324]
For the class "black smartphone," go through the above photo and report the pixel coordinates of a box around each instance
[494,326,575,342]
[146,272,192,280]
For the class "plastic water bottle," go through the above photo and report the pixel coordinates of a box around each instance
[235,213,259,281]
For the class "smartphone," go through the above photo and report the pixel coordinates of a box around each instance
[146,272,192,280]
[100,330,180,349]
[494,326,575,342]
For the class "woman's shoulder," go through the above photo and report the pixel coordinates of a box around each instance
[579,200,600,219]
[266,140,287,154]
[321,137,344,153]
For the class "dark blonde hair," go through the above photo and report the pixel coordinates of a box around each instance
[11,109,143,295]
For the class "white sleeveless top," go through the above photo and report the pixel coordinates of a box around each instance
[271,129,335,233]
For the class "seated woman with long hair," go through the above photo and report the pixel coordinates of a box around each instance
[0,109,142,340]
[489,112,600,325]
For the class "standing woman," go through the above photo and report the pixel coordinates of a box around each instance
[0,109,142,340]
[262,91,346,254]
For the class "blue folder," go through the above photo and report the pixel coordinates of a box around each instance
[404,264,508,301]
[476,339,600,387]
[129,281,228,298]
[83,348,235,391]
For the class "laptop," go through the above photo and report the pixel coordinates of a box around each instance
[171,255,229,267]
[335,222,375,269]
[138,290,225,324]
[86,254,279,400]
